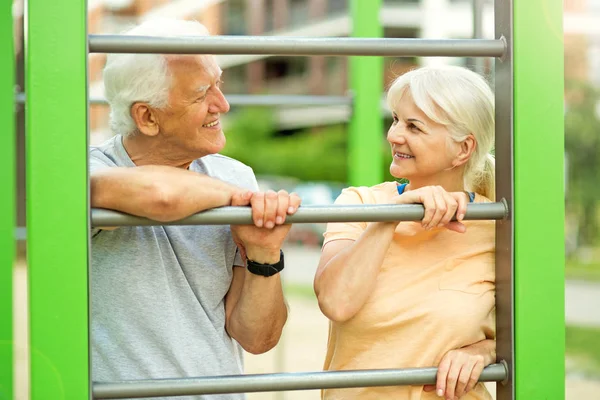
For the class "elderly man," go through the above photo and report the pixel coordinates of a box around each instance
[90,18,299,398]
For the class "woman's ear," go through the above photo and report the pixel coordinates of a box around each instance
[454,135,477,167]
[131,102,160,137]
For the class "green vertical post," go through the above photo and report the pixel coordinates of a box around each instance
[349,0,383,186]
[26,0,89,399]
[514,0,564,398]
[1,2,15,399]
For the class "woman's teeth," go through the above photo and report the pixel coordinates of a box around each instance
[395,153,413,159]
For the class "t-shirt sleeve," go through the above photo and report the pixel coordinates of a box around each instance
[233,248,245,268]
[89,149,118,236]
[89,148,116,173]
[322,187,370,245]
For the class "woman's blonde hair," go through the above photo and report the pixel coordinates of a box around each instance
[386,65,495,200]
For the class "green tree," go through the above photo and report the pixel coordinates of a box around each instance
[221,107,397,184]
[565,80,600,246]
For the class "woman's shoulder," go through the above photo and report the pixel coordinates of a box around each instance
[473,193,494,203]
[335,182,399,205]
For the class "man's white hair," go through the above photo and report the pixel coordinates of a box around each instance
[103,19,210,137]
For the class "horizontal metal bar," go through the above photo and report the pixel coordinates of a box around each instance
[91,201,508,227]
[14,93,352,107]
[88,35,506,58]
[93,363,508,399]
[225,94,353,106]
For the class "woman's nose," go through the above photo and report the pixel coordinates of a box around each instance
[388,127,407,143]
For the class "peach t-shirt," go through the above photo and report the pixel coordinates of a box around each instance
[321,182,495,400]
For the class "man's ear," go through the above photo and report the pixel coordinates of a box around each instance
[131,103,160,137]
[454,135,477,167]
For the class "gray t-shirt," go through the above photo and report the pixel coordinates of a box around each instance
[90,135,258,400]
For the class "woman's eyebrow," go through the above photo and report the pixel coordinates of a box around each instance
[407,118,426,126]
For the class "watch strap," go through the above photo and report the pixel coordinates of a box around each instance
[246,250,284,277]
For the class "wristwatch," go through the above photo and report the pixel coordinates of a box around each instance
[247,250,285,277]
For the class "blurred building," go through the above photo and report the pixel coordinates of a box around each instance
[86,0,496,141]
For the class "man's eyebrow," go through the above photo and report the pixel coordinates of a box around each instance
[194,84,210,94]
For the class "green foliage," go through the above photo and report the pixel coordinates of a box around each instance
[566,325,600,377]
[221,107,400,184]
[565,259,600,282]
[564,80,600,246]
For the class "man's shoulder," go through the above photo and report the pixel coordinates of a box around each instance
[200,154,253,173]
[89,135,120,164]
[196,154,256,190]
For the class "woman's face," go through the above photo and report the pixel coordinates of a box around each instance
[387,92,461,183]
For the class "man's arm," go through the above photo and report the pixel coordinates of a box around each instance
[91,165,249,222]
[224,257,287,354]
[222,190,301,354]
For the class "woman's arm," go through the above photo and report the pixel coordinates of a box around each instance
[314,221,397,322]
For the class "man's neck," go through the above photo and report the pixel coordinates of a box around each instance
[122,134,195,169]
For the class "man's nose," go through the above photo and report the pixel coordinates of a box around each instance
[209,88,230,114]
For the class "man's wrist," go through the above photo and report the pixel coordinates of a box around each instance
[246,247,281,264]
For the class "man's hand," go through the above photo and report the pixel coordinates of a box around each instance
[230,190,301,263]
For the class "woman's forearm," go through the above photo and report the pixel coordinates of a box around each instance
[314,222,397,322]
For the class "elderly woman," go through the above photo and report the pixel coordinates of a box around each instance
[314,65,496,400]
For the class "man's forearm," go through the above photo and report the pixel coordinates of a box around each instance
[91,165,242,222]
[228,271,287,355]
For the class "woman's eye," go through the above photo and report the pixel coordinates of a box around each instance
[408,123,420,132]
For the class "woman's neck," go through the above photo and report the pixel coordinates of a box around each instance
[402,173,466,193]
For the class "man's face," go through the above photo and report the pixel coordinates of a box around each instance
[154,55,230,158]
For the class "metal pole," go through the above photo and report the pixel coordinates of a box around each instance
[93,363,508,399]
[0,2,15,398]
[494,1,515,398]
[88,35,506,57]
[91,202,509,227]
[511,0,565,399]
[26,0,90,399]
[472,0,485,74]
[15,93,353,107]
[349,0,383,186]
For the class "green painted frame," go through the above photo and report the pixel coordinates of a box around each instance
[1,2,15,399]
[513,0,565,398]
[349,0,384,186]
[26,0,90,398]
[20,1,565,399]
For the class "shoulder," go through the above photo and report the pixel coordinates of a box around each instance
[90,136,121,169]
[334,182,399,205]
[202,153,253,173]
[197,154,257,191]
[473,193,493,203]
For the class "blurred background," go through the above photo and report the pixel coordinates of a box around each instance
[9,0,600,399]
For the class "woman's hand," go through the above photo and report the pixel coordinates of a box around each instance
[395,185,469,233]
[424,339,496,399]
